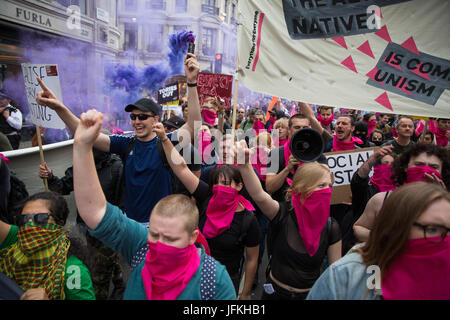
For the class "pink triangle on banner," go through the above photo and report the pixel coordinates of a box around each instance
[332,37,348,49]
[410,64,431,80]
[375,92,393,111]
[341,55,358,73]
[357,40,375,59]
[366,67,384,84]
[375,25,392,43]
[401,37,420,55]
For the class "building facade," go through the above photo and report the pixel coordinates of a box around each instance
[0,0,121,116]
[117,0,238,75]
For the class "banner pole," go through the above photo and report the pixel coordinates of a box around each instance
[231,54,239,138]
[36,125,48,191]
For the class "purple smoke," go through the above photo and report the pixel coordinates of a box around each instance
[167,30,196,75]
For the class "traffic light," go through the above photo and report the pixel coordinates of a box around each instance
[215,53,222,74]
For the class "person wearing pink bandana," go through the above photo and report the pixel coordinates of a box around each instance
[237,141,342,300]
[152,123,260,300]
[430,118,450,147]
[72,109,236,300]
[317,106,334,134]
[307,182,450,300]
[272,118,289,148]
[266,113,329,203]
[355,143,449,243]
[363,113,377,138]
[201,96,229,134]
[324,115,361,152]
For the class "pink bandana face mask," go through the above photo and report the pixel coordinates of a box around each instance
[141,241,200,300]
[203,185,254,238]
[202,109,217,126]
[405,166,442,184]
[332,136,363,151]
[370,164,396,192]
[317,113,334,127]
[364,120,377,137]
[382,236,450,300]
[291,188,332,256]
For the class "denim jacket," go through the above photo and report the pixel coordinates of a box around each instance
[307,248,382,300]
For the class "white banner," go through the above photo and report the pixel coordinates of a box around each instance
[237,0,450,118]
[22,63,66,129]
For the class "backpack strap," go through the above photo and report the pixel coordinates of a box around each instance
[200,253,216,300]
[130,243,148,271]
[118,136,137,199]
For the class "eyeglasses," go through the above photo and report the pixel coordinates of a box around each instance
[413,222,450,243]
[16,213,58,227]
[130,113,155,121]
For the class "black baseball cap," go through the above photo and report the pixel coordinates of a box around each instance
[0,91,11,100]
[125,98,160,116]
[163,115,185,129]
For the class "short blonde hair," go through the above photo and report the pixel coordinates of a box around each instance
[274,118,288,130]
[285,162,333,203]
[256,132,273,149]
[151,194,199,233]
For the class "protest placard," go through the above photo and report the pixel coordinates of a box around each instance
[324,147,377,204]
[197,72,234,110]
[158,82,179,105]
[21,63,66,129]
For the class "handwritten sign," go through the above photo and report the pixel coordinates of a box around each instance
[22,63,66,129]
[324,147,377,204]
[197,72,234,110]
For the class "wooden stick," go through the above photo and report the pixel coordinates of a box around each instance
[36,125,48,191]
[231,54,239,138]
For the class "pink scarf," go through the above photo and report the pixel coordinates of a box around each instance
[141,241,200,300]
[291,188,333,257]
[251,147,270,181]
[195,228,210,255]
[203,185,255,239]
[382,236,450,300]
[253,120,266,135]
[0,153,9,164]
[405,166,442,184]
[202,109,217,126]
[267,116,277,132]
[317,113,334,127]
[332,136,363,151]
[364,120,377,137]
[198,131,212,163]
[369,164,396,192]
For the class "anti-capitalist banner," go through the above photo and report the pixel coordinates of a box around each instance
[237,0,450,118]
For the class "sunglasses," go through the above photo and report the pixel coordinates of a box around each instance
[130,113,155,121]
[16,213,58,227]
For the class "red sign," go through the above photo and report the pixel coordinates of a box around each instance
[197,72,234,110]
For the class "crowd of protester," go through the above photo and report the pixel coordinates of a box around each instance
[0,54,449,300]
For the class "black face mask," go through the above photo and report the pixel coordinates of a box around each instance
[373,140,383,146]
[354,131,367,142]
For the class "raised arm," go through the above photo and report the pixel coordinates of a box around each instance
[265,153,300,195]
[177,54,201,146]
[73,109,107,230]
[235,141,280,220]
[153,122,200,194]
[297,102,324,134]
[36,77,110,152]
[357,145,392,178]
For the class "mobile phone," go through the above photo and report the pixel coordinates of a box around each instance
[188,42,195,54]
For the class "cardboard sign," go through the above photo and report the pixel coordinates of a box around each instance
[158,83,179,105]
[21,63,66,129]
[324,147,377,204]
[197,72,234,110]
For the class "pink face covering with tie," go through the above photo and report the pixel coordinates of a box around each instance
[405,166,442,184]
[283,139,305,186]
[370,164,397,192]
[198,131,212,162]
[291,188,333,257]
[141,241,200,300]
[332,136,363,151]
[202,109,217,126]
[364,120,377,137]
[203,185,255,239]
[317,113,334,127]
[253,120,266,135]
[382,236,450,300]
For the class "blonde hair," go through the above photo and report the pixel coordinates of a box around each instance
[274,118,289,130]
[256,132,273,149]
[285,162,334,203]
[151,194,199,233]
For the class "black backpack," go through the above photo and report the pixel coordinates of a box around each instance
[6,172,29,224]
